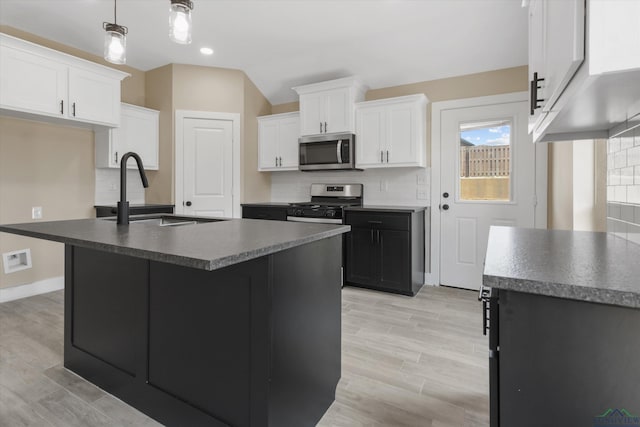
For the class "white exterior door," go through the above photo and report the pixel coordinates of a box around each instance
[439,100,535,290]
[182,118,233,218]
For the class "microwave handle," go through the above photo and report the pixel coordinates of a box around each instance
[336,140,343,164]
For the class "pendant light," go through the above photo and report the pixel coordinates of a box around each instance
[169,0,194,45]
[103,0,127,64]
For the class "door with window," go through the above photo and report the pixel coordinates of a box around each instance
[440,100,535,290]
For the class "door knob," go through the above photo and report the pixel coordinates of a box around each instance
[442,204,449,211]
[443,192,449,198]
[185,201,192,207]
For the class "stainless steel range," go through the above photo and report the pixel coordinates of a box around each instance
[286,184,363,224]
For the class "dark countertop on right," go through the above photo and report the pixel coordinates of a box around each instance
[344,205,427,213]
[483,226,640,309]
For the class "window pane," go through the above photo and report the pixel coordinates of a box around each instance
[459,120,511,201]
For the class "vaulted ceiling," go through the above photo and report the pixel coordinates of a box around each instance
[0,0,529,105]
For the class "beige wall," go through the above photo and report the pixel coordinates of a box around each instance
[0,117,95,288]
[243,76,272,202]
[548,141,574,230]
[145,64,272,204]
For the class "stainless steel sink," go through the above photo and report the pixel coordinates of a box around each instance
[104,215,226,226]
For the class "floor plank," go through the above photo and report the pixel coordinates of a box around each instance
[0,285,489,426]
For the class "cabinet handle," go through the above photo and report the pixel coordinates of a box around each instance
[275,157,278,167]
[279,156,282,167]
[72,102,76,117]
[114,151,118,165]
[320,122,323,133]
[380,151,383,163]
[370,229,374,244]
[530,71,545,115]
[386,150,389,163]
[376,229,380,244]
[324,122,327,133]
[60,100,64,115]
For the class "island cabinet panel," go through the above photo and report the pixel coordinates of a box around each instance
[71,248,147,377]
[497,290,640,427]
[63,236,342,427]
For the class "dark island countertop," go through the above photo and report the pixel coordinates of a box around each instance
[483,226,640,309]
[0,217,350,271]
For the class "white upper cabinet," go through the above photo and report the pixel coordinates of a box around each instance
[529,0,640,142]
[355,94,428,169]
[294,77,367,136]
[95,103,160,170]
[258,112,300,171]
[0,33,128,128]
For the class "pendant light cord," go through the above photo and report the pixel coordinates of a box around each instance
[114,0,117,24]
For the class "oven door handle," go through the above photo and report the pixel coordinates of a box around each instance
[336,140,343,164]
[286,216,343,224]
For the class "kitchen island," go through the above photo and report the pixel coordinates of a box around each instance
[0,216,350,427]
[483,226,640,427]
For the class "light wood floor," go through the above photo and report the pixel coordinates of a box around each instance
[0,286,488,427]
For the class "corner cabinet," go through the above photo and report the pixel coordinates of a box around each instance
[258,112,300,171]
[528,0,640,142]
[355,94,428,169]
[293,77,367,136]
[95,103,160,170]
[0,33,128,128]
[344,208,425,296]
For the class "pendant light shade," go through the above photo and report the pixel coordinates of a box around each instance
[103,23,127,64]
[169,0,194,45]
[103,0,127,64]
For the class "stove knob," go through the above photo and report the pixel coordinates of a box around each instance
[325,210,336,217]
[295,209,303,216]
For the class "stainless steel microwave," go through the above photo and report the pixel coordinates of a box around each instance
[298,132,359,171]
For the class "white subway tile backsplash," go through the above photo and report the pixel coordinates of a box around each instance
[627,146,640,167]
[621,166,634,185]
[95,169,145,205]
[614,150,627,168]
[270,168,431,207]
[621,134,635,150]
[627,185,640,204]
[614,185,628,202]
[609,137,620,153]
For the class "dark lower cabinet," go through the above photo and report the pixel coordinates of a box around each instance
[241,204,288,221]
[344,209,424,296]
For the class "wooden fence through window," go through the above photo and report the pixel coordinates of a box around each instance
[460,145,510,177]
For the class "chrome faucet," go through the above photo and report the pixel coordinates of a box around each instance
[117,152,149,225]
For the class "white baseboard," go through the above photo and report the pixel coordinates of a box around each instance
[0,276,64,303]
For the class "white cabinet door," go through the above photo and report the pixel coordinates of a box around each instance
[95,104,159,170]
[123,105,159,170]
[324,88,351,134]
[258,112,300,171]
[528,0,546,132]
[542,0,585,112]
[355,94,427,169]
[356,107,385,167]
[278,115,300,169]
[68,67,121,126]
[0,45,67,118]
[386,104,417,166]
[299,93,324,136]
[258,119,280,170]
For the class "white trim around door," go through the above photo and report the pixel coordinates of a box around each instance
[427,92,547,286]
[175,110,241,218]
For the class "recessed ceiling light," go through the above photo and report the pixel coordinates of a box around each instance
[200,47,214,55]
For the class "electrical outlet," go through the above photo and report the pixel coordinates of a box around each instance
[32,206,43,220]
[416,173,426,186]
[109,183,118,191]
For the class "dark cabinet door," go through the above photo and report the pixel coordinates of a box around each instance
[378,229,410,292]
[345,226,377,285]
[242,206,287,221]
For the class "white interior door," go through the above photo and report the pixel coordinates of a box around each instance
[182,118,233,217]
[440,100,535,290]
